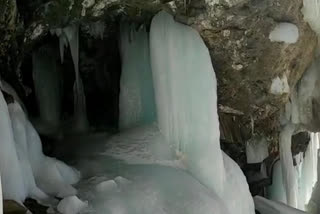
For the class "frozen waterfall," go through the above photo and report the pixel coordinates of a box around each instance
[119,24,156,130]
[149,11,254,214]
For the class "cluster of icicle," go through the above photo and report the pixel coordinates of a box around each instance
[0,80,80,209]
[50,24,89,133]
[119,11,255,214]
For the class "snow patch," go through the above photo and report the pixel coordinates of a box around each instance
[269,22,299,43]
[270,74,290,95]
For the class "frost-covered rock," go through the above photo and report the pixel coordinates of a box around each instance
[269,23,299,44]
[57,196,88,214]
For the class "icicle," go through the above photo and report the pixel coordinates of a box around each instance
[279,124,298,208]
[59,35,68,64]
[63,24,89,132]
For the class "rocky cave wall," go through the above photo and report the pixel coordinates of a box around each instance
[0,0,318,165]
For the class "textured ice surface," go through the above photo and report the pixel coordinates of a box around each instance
[254,196,306,214]
[0,90,26,203]
[246,137,269,163]
[119,24,156,130]
[269,22,299,43]
[102,124,184,168]
[57,196,88,214]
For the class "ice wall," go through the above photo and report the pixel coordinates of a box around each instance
[0,90,26,203]
[119,24,156,129]
[33,48,61,128]
[150,11,254,214]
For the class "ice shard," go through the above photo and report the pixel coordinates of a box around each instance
[119,24,156,129]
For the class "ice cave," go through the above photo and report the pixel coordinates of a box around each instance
[1,0,320,214]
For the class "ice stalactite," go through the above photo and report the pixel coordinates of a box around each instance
[150,11,254,214]
[32,47,62,130]
[119,24,156,129]
[0,90,26,203]
[51,25,89,132]
[63,24,89,132]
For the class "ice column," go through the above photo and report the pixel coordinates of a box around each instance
[150,11,254,214]
[279,124,298,208]
[150,10,225,197]
[119,24,156,129]
[33,48,61,128]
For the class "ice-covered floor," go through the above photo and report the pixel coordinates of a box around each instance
[54,125,230,214]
